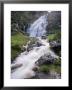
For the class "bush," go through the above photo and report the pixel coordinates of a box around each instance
[54,58,61,66]
[12,45,21,51]
[39,65,50,73]
[39,60,61,74]
[11,32,30,61]
[48,30,61,42]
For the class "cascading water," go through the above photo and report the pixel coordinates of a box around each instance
[27,14,48,37]
[11,14,58,79]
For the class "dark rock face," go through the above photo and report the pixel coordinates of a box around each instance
[36,41,43,47]
[49,41,61,48]
[49,41,61,56]
[35,54,55,66]
[31,71,61,79]
[41,35,47,39]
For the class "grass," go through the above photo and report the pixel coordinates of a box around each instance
[54,58,61,66]
[48,31,61,42]
[11,31,30,46]
[39,65,50,73]
[39,64,61,74]
[39,58,61,74]
[11,31,38,61]
[11,31,30,61]
[48,34,56,41]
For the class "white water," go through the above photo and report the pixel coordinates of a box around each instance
[11,14,58,79]
[27,14,48,37]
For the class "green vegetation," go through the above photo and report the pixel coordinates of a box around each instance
[48,30,61,42]
[30,37,37,44]
[11,31,30,61]
[39,58,61,74]
[54,58,61,66]
[11,32,38,61]
[11,31,30,46]
[39,64,61,74]
[39,65,50,73]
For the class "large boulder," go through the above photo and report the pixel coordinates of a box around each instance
[31,71,61,79]
[11,63,22,70]
[35,54,55,66]
[36,41,43,47]
[49,41,61,56]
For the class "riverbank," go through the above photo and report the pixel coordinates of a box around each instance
[11,37,61,79]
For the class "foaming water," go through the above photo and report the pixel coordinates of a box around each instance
[11,38,58,79]
[27,14,48,37]
[11,14,58,79]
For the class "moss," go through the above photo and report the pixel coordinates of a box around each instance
[39,58,61,74]
[11,31,30,61]
[11,49,20,61]
[30,37,37,44]
[39,65,50,73]
[48,30,61,42]
[11,32,30,46]
[54,58,61,66]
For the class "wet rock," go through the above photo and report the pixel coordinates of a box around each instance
[49,41,61,56]
[49,41,61,48]
[21,45,26,52]
[32,66,39,71]
[41,35,47,39]
[11,63,22,70]
[31,71,61,79]
[35,54,55,66]
[49,71,61,79]
[36,41,43,47]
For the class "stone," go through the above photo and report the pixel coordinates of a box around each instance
[36,41,43,47]
[11,63,22,70]
[41,35,47,39]
[49,41,61,48]
[32,66,39,71]
[35,54,55,66]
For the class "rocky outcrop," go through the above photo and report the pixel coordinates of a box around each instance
[21,40,44,52]
[49,41,61,56]
[49,41,61,48]
[35,54,55,66]
[31,71,61,79]
[11,63,22,70]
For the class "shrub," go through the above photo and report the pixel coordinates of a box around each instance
[11,32,30,61]
[39,65,50,73]
[48,30,61,42]
[54,58,61,66]
[12,45,21,51]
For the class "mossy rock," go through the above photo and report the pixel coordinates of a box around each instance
[54,58,61,66]
[39,65,50,73]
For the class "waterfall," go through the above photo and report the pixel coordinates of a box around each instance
[27,14,48,37]
[11,14,58,79]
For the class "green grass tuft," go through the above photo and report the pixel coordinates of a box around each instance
[39,58,61,74]
[11,31,30,61]
[39,65,50,73]
[48,31,61,42]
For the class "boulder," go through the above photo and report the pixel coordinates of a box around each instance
[35,54,55,66]
[36,41,43,47]
[49,41,61,48]
[49,41,61,56]
[21,45,26,52]
[11,63,22,70]
[32,66,39,71]
[41,35,47,39]
[31,71,61,79]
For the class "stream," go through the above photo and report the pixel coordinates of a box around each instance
[11,14,59,79]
